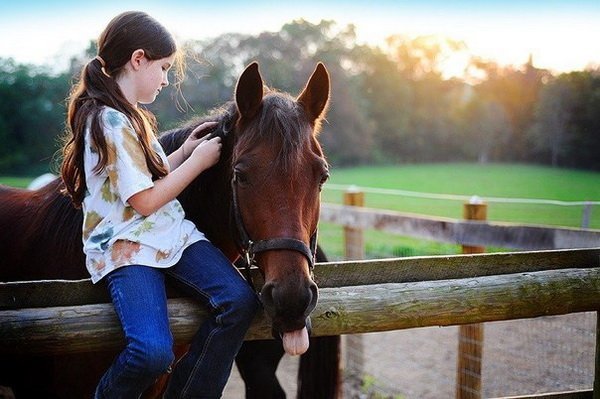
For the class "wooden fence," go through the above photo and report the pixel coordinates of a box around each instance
[1,247,599,353]
[319,203,600,251]
[1,197,600,398]
[319,192,600,399]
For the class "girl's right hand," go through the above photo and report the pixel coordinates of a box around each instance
[191,136,222,170]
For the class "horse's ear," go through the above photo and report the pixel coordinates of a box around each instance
[297,63,330,123]
[235,62,263,120]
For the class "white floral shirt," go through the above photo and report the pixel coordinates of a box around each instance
[82,107,205,283]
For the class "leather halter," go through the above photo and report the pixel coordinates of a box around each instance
[231,174,318,290]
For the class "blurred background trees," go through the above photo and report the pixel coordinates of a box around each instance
[0,19,598,175]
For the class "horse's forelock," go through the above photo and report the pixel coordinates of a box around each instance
[236,93,312,178]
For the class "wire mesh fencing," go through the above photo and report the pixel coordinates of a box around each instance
[341,312,595,399]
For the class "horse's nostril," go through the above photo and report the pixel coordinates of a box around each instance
[306,281,319,314]
[309,281,318,298]
[260,282,276,312]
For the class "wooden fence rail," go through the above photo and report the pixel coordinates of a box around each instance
[1,248,599,355]
[320,203,600,250]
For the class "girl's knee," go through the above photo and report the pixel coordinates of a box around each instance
[237,285,261,314]
[222,285,260,323]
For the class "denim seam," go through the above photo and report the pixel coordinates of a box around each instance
[164,270,227,398]
[180,325,221,398]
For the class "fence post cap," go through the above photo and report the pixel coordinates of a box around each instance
[469,195,484,205]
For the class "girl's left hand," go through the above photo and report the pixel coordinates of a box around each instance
[182,121,218,159]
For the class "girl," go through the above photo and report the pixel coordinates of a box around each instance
[60,11,259,399]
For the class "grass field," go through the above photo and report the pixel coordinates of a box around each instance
[2,163,599,259]
[0,176,36,188]
[319,163,600,259]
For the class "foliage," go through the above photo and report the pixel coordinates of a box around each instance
[1,20,599,175]
[0,59,70,174]
[529,71,600,170]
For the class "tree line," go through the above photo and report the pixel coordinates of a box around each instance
[1,19,599,175]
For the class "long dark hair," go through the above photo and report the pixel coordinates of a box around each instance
[61,11,184,207]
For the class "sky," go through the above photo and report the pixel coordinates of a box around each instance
[1,0,599,77]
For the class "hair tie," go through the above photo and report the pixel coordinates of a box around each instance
[95,55,106,67]
[94,55,111,78]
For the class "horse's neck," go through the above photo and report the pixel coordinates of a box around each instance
[179,138,239,261]
[160,111,240,261]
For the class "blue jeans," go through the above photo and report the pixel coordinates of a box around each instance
[94,240,260,399]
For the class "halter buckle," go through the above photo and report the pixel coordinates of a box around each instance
[244,240,255,266]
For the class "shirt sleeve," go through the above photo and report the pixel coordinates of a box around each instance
[102,109,154,206]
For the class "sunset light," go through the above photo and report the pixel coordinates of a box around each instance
[1,0,598,78]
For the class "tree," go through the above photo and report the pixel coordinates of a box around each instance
[0,59,70,174]
[152,19,377,165]
[358,35,468,163]
[464,99,512,163]
[468,56,551,161]
[528,78,573,166]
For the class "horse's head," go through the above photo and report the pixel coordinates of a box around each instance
[232,62,330,354]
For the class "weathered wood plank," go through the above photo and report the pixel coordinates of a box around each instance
[320,204,600,250]
[2,248,599,309]
[2,267,599,355]
[314,247,600,287]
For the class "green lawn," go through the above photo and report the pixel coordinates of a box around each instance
[0,176,35,188]
[3,163,599,259]
[319,163,600,259]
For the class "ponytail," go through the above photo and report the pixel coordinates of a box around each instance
[61,55,168,208]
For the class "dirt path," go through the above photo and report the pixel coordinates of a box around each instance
[223,312,595,398]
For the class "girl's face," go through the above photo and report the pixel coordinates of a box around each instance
[135,54,176,104]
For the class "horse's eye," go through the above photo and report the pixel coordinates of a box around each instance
[234,169,250,186]
[319,172,330,190]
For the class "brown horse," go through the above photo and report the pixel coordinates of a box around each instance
[0,62,339,398]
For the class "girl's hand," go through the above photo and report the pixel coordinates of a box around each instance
[182,121,218,159]
[191,135,222,170]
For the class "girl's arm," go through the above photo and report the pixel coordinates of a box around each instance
[128,136,221,216]
[167,121,218,170]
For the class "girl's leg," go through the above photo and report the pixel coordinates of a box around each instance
[95,265,174,399]
[164,240,260,399]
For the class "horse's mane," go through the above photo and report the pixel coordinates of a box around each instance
[159,91,314,177]
[158,102,238,154]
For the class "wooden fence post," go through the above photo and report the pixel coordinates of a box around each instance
[594,311,600,399]
[343,187,365,260]
[342,187,366,388]
[456,197,487,399]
